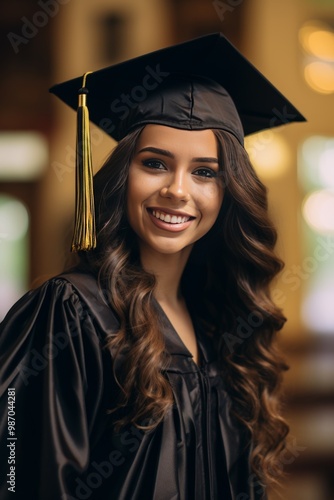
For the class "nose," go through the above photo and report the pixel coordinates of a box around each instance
[159,170,190,202]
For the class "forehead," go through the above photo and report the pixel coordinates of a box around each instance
[135,125,218,155]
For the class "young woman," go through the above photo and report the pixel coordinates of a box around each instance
[0,34,305,499]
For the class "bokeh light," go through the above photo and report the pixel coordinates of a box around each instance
[299,136,334,190]
[0,199,29,241]
[300,21,334,94]
[300,21,334,61]
[308,30,334,61]
[0,132,48,181]
[302,281,334,334]
[319,147,334,188]
[304,60,334,94]
[302,190,334,233]
[245,132,291,178]
[0,195,29,320]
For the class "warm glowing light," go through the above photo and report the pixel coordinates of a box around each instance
[300,21,334,61]
[245,132,291,178]
[0,132,48,180]
[308,30,334,61]
[300,21,334,94]
[302,190,334,233]
[304,61,334,94]
[299,21,327,52]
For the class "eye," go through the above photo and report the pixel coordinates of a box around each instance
[193,168,218,178]
[142,159,166,170]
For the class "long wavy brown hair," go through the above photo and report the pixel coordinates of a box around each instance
[78,126,289,488]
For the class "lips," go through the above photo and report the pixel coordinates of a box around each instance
[152,209,191,224]
[147,208,195,231]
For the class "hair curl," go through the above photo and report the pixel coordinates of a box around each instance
[78,126,289,487]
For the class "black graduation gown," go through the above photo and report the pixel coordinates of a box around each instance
[0,271,266,500]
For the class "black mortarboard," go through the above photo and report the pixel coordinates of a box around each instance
[50,32,305,143]
[49,32,306,251]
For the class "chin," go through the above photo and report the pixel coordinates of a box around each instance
[147,238,194,256]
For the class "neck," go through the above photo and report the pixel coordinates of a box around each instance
[139,244,192,306]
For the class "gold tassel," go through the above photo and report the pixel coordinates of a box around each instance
[71,71,96,252]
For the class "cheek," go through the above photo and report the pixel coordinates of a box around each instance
[126,171,156,227]
[127,172,145,208]
[126,175,140,225]
[206,183,219,198]
[127,169,160,203]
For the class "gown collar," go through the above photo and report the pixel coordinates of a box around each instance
[59,271,219,372]
[153,299,218,370]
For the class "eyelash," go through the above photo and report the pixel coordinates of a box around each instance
[142,159,165,170]
[142,160,218,178]
[194,168,217,178]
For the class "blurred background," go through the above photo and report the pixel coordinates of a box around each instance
[0,0,334,498]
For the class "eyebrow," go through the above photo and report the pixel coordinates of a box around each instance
[138,146,174,158]
[137,146,219,164]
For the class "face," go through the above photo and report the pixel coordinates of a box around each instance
[127,125,224,258]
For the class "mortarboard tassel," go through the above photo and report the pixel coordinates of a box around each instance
[71,71,96,252]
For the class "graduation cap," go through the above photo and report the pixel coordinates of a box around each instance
[49,32,306,252]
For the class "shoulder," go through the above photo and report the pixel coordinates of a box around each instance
[0,270,117,392]
[1,272,86,320]
[58,269,120,334]
[1,269,118,330]
[0,275,79,335]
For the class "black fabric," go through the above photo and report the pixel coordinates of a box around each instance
[0,271,266,499]
[118,76,244,145]
[49,32,306,143]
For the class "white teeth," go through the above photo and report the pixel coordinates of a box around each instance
[152,210,190,224]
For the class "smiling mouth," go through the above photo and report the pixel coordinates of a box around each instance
[149,209,195,224]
